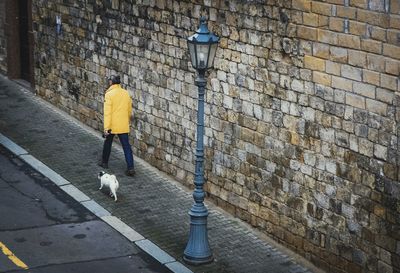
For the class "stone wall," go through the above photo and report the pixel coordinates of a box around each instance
[30,1,399,273]
[0,0,6,74]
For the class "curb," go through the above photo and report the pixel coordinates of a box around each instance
[0,132,193,273]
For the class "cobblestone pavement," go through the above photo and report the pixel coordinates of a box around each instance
[0,75,318,273]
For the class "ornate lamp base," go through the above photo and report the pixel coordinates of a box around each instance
[183,208,213,265]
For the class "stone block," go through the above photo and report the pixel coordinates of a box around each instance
[376,88,394,104]
[318,29,338,44]
[303,107,316,121]
[291,79,304,92]
[283,114,297,130]
[346,93,365,109]
[369,0,386,12]
[348,50,367,68]
[383,43,400,60]
[281,100,290,114]
[333,90,346,103]
[380,74,398,91]
[292,0,312,11]
[287,197,305,210]
[359,138,374,156]
[338,33,361,50]
[377,260,393,273]
[297,25,318,41]
[363,69,380,85]
[342,120,354,133]
[304,12,320,27]
[336,131,350,148]
[361,39,383,54]
[248,202,260,216]
[320,127,335,142]
[333,77,353,92]
[337,6,357,19]
[223,95,233,109]
[318,15,329,27]
[367,54,385,72]
[329,17,344,32]
[349,21,366,36]
[304,151,316,166]
[259,206,279,225]
[313,71,332,85]
[313,43,330,59]
[385,59,400,76]
[326,60,341,75]
[357,9,390,28]
[240,127,255,142]
[304,81,315,94]
[313,192,330,209]
[394,254,400,271]
[370,26,387,42]
[344,105,354,120]
[228,61,238,74]
[254,17,268,32]
[249,31,261,46]
[341,64,362,81]
[312,1,332,16]
[243,16,255,29]
[349,135,359,152]
[310,96,325,111]
[305,121,320,138]
[290,132,300,145]
[390,13,400,29]
[374,144,387,160]
[341,202,355,219]
[387,30,400,46]
[368,128,379,142]
[231,51,241,63]
[366,99,387,115]
[330,46,348,63]
[249,55,258,67]
[353,82,376,98]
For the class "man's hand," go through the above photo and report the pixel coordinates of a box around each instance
[102,129,111,138]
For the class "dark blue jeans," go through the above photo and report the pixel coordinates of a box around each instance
[102,133,134,170]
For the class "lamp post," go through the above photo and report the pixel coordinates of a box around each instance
[183,17,219,265]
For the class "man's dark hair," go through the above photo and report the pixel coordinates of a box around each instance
[109,75,121,84]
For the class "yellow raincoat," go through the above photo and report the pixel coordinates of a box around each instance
[103,84,132,134]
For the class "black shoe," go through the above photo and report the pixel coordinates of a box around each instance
[125,168,135,176]
[98,161,108,169]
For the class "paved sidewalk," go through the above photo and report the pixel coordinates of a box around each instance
[0,75,318,273]
[0,145,171,273]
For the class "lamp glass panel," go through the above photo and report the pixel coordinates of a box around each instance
[207,43,218,68]
[197,44,209,70]
[188,42,197,68]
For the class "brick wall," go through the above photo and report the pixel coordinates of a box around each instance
[0,0,6,74]
[30,1,399,272]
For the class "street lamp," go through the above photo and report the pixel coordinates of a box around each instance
[183,17,219,265]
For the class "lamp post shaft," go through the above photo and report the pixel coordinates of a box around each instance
[183,70,213,265]
[194,72,206,191]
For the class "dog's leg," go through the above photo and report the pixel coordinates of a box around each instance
[111,188,117,202]
[99,183,103,190]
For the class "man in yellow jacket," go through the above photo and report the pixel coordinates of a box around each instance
[99,75,135,176]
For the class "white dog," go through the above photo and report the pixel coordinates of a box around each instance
[98,171,119,202]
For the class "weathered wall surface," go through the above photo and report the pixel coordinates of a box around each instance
[29,0,399,272]
[0,0,6,74]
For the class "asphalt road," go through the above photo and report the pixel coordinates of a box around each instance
[0,145,171,273]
